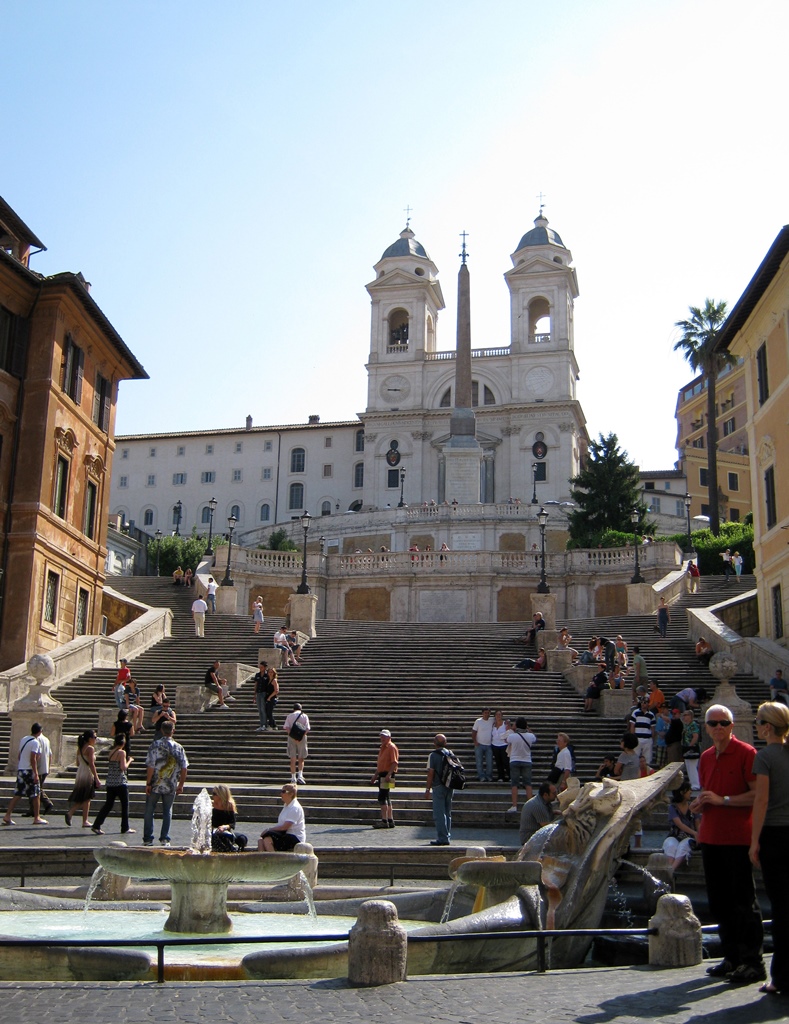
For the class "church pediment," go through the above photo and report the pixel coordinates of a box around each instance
[430,429,502,449]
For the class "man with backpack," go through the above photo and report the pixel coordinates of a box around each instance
[425,733,462,846]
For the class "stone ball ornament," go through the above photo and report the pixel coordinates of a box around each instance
[708,651,738,683]
[27,653,56,684]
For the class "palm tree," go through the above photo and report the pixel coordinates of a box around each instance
[673,299,732,535]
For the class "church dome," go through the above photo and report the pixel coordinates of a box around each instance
[515,213,566,252]
[381,226,429,260]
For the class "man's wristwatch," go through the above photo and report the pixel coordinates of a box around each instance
[723,795,730,805]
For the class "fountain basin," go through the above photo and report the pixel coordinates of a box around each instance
[94,847,309,933]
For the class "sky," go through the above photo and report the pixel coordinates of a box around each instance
[3,0,787,471]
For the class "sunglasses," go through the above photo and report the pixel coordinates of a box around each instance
[706,719,732,728]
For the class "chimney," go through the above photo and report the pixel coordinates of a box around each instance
[308,414,320,424]
[245,415,252,431]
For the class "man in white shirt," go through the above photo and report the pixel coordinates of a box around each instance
[192,595,208,637]
[206,576,218,613]
[472,708,494,782]
[283,703,310,784]
[3,723,48,826]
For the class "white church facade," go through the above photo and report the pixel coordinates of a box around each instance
[110,214,590,550]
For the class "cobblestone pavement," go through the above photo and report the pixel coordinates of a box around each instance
[0,965,785,1024]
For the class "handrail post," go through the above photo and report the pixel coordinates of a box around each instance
[157,943,165,983]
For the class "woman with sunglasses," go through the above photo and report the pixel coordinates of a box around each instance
[750,702,789,995]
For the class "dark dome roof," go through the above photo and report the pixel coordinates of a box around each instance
[381,226,429,260]
[516,213,566,251]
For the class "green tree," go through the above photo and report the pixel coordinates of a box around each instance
[151,528,214,578]
[264,528,298,552]
[567,433,650,548]
[673,298,732,536]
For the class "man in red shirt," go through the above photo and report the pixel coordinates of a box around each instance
[692,704,765,985]
[370,729,399,829]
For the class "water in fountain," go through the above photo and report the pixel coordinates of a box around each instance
[620,859,671,902]
[606,878,632,926]
[297,871,318,919]
[440,880,460,924]
[83,866,106,918]
[190,788,213,853]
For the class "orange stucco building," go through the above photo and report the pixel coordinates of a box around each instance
[0,196,147,670]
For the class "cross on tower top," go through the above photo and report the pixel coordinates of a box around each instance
[459,230,469,265]
[404,204,412,228]
[537,192,546,216]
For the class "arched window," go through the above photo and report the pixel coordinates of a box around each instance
[321,500,331,516]
[355,428,365,452]
[290,448,305,473]
[230,504,241,521]
[260,504,270,522]
[201,506,211,524]
[354,462,364,488]
[439,381,496,408]
[288,483,304,510]
[528,296,551,341]
[143,509,154,527]
[388,307,409,346]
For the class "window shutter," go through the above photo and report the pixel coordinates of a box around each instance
[10,316,29,377]
[74,346,84,405]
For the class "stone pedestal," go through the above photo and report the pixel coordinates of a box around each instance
[546,649,573,673]
[348,900,407,987]
[564,665,595,695]
[5,655,67,773]
[259,648,284,670]
[540,629,559,651]
[529,593,557,630]
[97,708,118,737]
[443,445,483,505]
[175,685,214,712]
[627,582,656,616]
[288,593,318,639]
[216,585,238,615]
[707,651,754,746]
[648,893,702,967]
[600,688,633,719]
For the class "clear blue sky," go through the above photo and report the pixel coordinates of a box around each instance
[3,0,786,470]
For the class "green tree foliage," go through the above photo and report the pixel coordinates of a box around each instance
[150,529,215,578]
[673,299,733,536]
[264,528,298,552]
[662,521,754,576]
[567,433,651,549]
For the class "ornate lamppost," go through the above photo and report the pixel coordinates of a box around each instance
[531,463,539,505]
[630,507,644,584]
[537,506,550,594]
[205,496,218,555]
[154,529,162,577]
[221,514,238,586]
[173,500,183,537]
[684,491,693,555]
[296,511,312,594]
[397,467,406,508]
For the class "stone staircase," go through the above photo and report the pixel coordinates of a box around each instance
[0,574,767,828]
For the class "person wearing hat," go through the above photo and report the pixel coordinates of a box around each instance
[370,729,399,829]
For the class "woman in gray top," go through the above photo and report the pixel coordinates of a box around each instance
[750,701,789,994]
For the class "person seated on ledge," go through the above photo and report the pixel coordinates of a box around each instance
[183,568,193,587]
[514,647,546,671]
[204,661,235,708]
[274,627,299,667]
[584,667,610,712]
[695,637,714,667]
[556,628,579,660]
[172,566,184,586]
[577,640,600,666]
[520,612,546,647]
[211,784,247,851]
[258,783,305,851]
[594,753,617,781]
[287,630,304,664]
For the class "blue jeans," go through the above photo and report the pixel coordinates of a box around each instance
[143,789,176,843]
[207,593,216,612]
[431,783,453,844]
[475,744,492,781]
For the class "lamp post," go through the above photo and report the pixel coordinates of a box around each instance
[319,535,326,556]
[537,506,550,593]
[296,511,312,594]
[154,529,162,577]
[684,491,693,555]
[531,463,539,505]
[173,500,182,537]
[221,514,238,586]
[630,507,644,583]
[397,467,406,508]
[205,496,218,555]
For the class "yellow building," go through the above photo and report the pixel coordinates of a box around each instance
[715,226,789,644]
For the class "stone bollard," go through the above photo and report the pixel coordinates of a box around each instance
[348,899,407,987]
[648,893,702,967]
[293,841,319,889]
[643,852,674,915]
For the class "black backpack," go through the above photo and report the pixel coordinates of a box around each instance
[439,750,467,790]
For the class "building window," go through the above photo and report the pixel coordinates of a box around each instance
[765,466,777,529]
[321,500,331,516]
[262,467,272,481]
[757,343,769,406]
[650,497,661,513]
[172,506,181,527]
[675,500,684,517]
[84,480,98,540]
[53,456,69,519]
[264,440,273,452]
[121,449,129,459]
[728,472,739,492]
[534,462,547,482]
[76,588,89,636]
[773,584,784,639]
[206,444,214,455]
[61,335,84,404]
[235,442,243,453]
[93,373,111,432]
[691,437,704,448]
[288,483,303,510]
[201,506,211,524]
[387,469,399,488]
[354,462,364,488]
[723,417,735,436]
[324,437,332,449]
[173,473,186,485]
[729,508,740,522]
[230,504,240,521]
[699,467,708,487]
[147,474,156,486]
[232,469,242,482]
[201,471,216,484]
[177,445,185,456]
[644,482,655,491]
[149,447,156,457]
[701,503,710,517]
[260,504,270,522]
[143,509,154,526]
[440,382,496,408]
[118,476,128,488]
[355,429,365,453]
[43,571,59,625]
[323,464,332,478]
[290,448,305,473]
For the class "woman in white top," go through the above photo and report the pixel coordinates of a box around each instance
[258,783,305,851]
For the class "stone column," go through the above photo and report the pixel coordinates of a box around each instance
[5,655,67,774]
[648,893,702,967]
[348,900,407,986]
[289,593,318,639]
[215,586,238,614]
[530,593,557,629]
